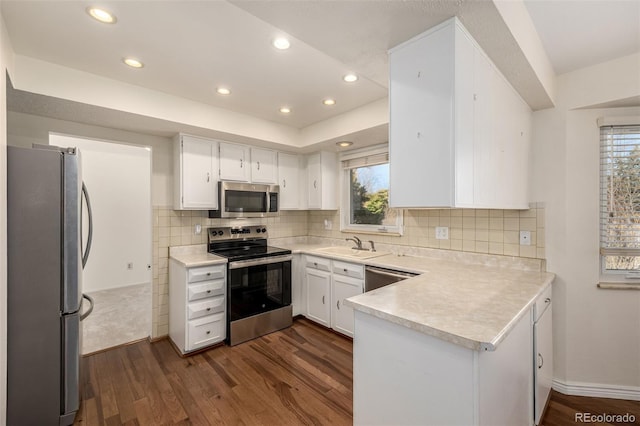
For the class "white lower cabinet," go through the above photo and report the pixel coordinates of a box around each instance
[169,260,227,354]
[305,264,331,327]
[304,255,364,337]
[533,285,553,425]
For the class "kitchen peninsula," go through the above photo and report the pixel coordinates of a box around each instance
[345,254,554,426]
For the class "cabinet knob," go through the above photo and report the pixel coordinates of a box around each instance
[314,262,318,266]
[206,330,211,335]
[207,307,211,311]
[343,268,348,272]
[544,298,551,304]
[207,290,211,294]
[206,272,211,276]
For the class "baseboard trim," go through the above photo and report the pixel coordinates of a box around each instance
[553,379,640,401]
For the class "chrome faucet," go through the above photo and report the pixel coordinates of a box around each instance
[346,236,362,250]
[368,240,376,252]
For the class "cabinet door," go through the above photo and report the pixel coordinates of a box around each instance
[389,23,456,208]
[305,268,331,327]
[181,136,218,209]
[331,274,363,337]
[251,148,277,184]
[219,142,250,181]
[307,153,322,209]
[278,152,301,209]
[534,305,553,425]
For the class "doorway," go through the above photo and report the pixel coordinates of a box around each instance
[50,134,152,354]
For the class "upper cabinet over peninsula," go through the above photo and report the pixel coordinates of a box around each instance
[389,18,531,210]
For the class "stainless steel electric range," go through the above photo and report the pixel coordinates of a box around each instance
[208,225,292,346]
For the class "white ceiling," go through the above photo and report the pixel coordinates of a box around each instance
[2,0,639,141]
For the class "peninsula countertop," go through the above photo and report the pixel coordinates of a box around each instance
[344,255,554,351]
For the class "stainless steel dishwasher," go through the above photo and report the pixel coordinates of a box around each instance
[364,265,418,292]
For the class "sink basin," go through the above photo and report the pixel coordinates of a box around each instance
[315,246,388,259]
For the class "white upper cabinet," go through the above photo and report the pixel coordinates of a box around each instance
[250,147,277,184]
[389,17,530,209]
[219,142,250,182]
[307,151,337,210]
[173,134,219,210]
[278,152,304,209]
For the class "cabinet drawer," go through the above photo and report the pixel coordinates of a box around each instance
[305,255,331,272]
[188,279,225,301]
[187,296,225,320]
[534,285,552,321]
[188,264,225,283]
[187,313,225,351]
[333,260,364,279]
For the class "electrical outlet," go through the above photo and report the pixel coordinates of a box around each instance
[127,262,133,270]
[324,219,332,230]
[519,231,531,246]
[195,224,202,235]
[435,226,449,240]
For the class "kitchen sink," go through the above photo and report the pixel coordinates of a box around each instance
[315,246,388,259]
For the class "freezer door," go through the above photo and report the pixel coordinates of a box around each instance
[61,313,80,425]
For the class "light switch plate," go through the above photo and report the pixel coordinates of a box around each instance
[520,231,531,246]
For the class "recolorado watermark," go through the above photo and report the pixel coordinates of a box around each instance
[575,412,636,423]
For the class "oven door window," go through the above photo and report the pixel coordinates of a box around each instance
[225,190,267,213]
[228,261,291,321]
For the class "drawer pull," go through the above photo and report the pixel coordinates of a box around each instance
[322,295,325,304]
[343,268,348,272]
[337,300,340,309]
[314,262,318,267]
[206,272,211,276]
[206,308,211,311]
[207,290,211,294]
[206,330,211,335]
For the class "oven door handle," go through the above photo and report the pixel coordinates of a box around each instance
[228,254,293,269]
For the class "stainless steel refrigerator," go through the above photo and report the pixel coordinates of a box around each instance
[7,144,94,425]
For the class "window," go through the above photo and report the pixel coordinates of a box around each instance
[600,124,640,277]
[341,146,402,234]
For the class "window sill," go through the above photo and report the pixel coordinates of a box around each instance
[340,228,402,237]
[597,282,640,290]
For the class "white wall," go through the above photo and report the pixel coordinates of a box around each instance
[531,54,640,397]
[7,112,172,206]
[50,135,152,292]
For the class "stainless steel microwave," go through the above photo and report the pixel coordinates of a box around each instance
[208,181,279,218]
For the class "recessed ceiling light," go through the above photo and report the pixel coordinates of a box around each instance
[279,107,291,114]
[123,58,143,68]
[86,7,117,24]
[273,37,291,50]
[216,87,231,95]
[336,141,353,148]
[343,74,358,83]
[323,99,336,106]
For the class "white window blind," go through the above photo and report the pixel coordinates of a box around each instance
[341,152,389,169]
[600,124,640,271]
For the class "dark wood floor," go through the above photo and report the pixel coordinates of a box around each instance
[541,390,640,426]
[75,318,640,425]
[75,318,352,425]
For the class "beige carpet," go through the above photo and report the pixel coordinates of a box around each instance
[81,283,151,354]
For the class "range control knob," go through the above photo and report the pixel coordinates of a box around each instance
[256,228,261,233]
[261,228,267,233]
[217,230,224,236]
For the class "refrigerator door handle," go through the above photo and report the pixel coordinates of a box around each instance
[80,294,94,321]
[81,182,93,269]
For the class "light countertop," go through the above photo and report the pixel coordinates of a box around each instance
[344,257,554,351]
[169,240,554,351]
[169,244,227,267]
